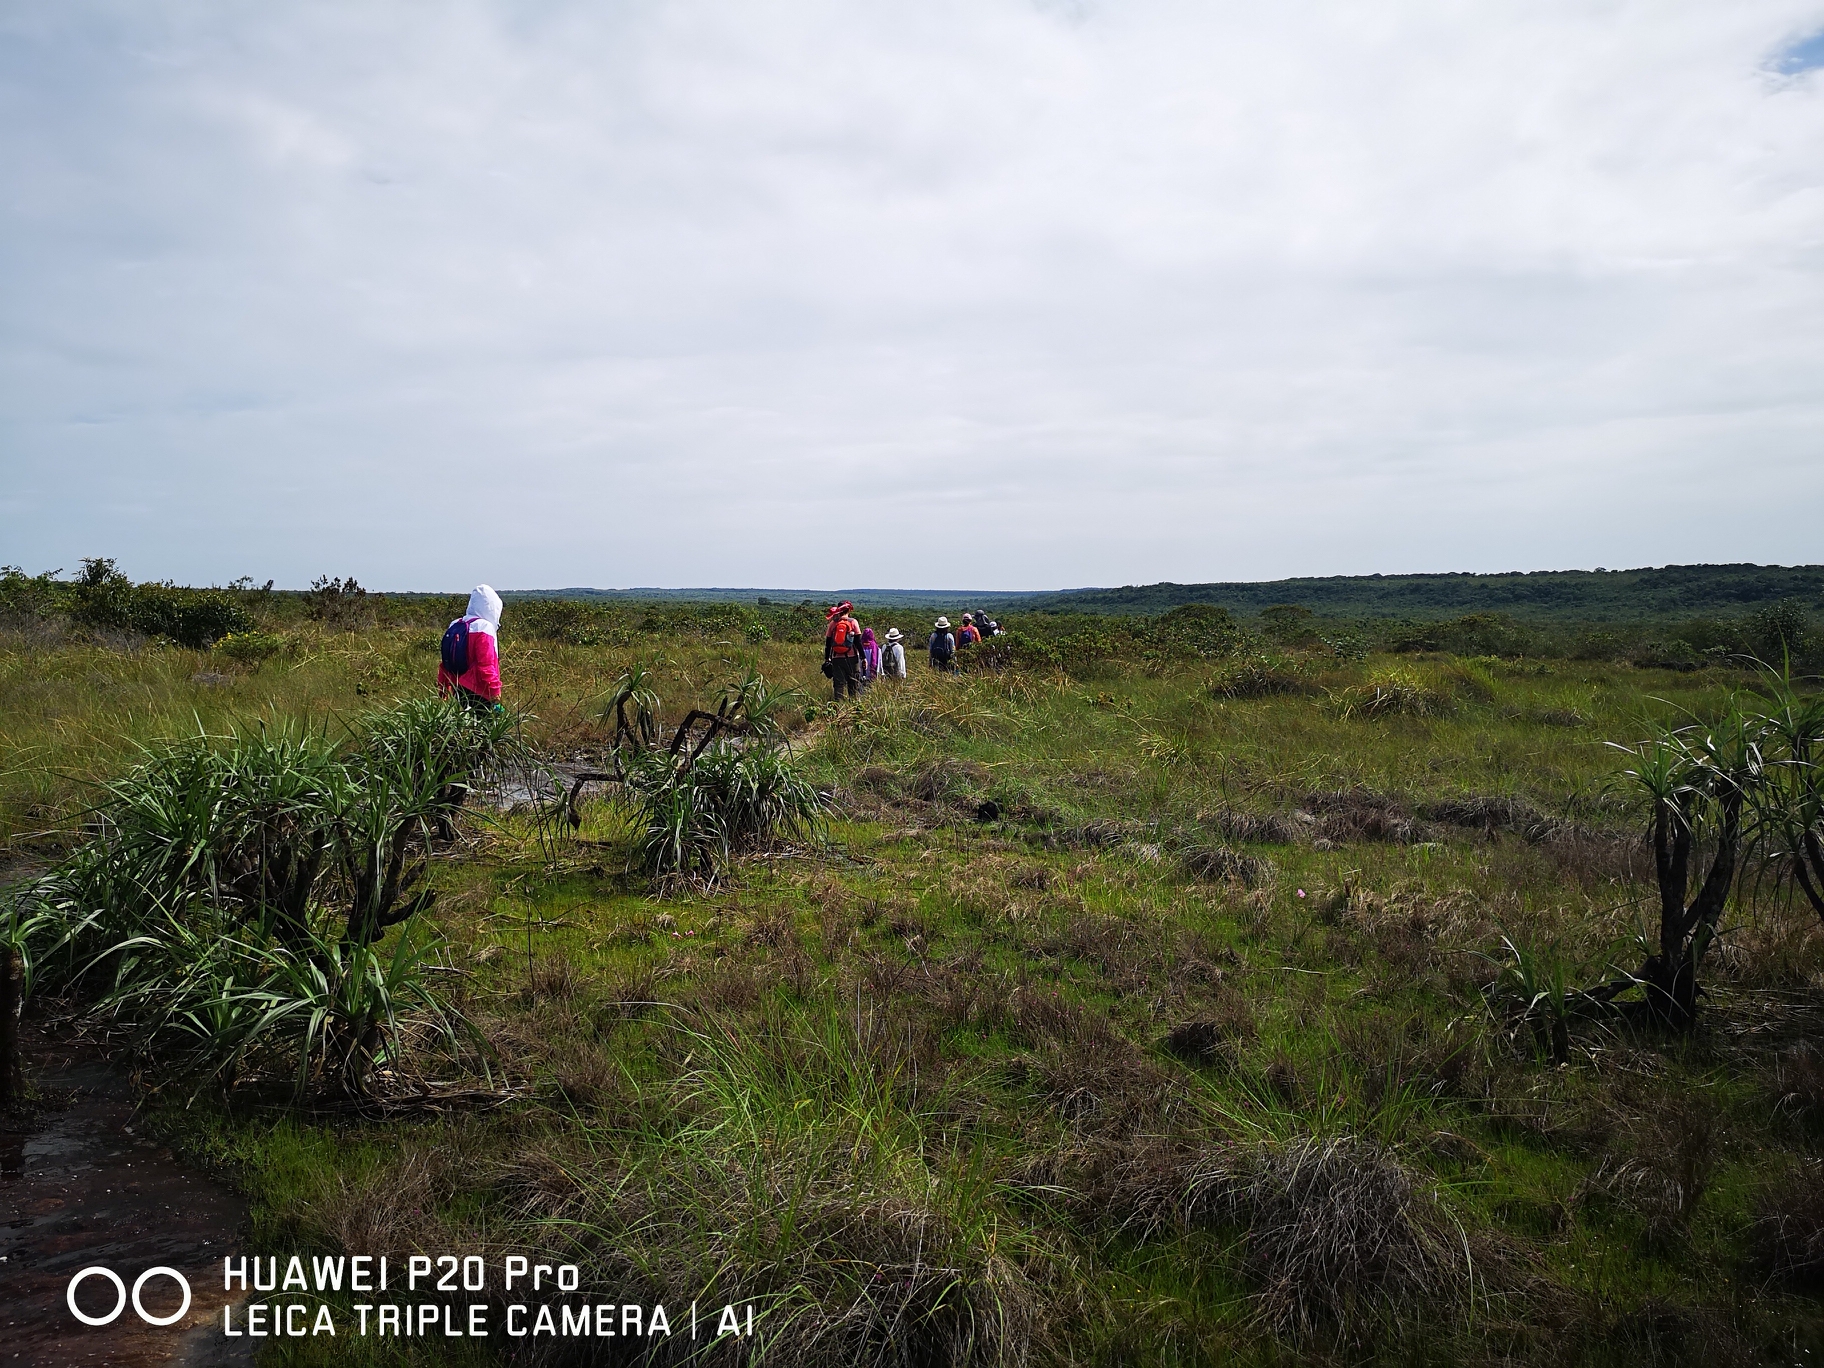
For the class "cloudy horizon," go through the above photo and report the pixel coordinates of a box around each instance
[4,2,1822,592]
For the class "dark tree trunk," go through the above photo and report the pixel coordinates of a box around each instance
[1641,791,1740,1030]
[1794,831,1824,921]
[345,821,435,946]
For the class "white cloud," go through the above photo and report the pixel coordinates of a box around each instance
[2,0,1821,589]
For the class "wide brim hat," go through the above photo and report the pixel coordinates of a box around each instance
[934,617,950,628]
[885,628,902,641]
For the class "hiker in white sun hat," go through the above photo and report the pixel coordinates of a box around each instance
[928,618,956,673]
[881,628,907,679]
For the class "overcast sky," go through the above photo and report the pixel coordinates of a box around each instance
[3,2,1822,591]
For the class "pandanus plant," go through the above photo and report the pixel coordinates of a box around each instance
[1609,705,1765,1028]
[1750,671,1824,923]
[9,697,513,1097]
[587,663,821,883]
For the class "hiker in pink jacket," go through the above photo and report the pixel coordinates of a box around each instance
[437,585,504,708]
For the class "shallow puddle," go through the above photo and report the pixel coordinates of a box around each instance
[2,1028,253,1367]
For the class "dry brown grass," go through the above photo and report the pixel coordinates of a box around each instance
[1300,788,1431,845]
[1576,1095,1720,1246]
[1770,1042,1824,1116]
[1331,1010,1484,1105]
[1417,793,1558,840]
[495,1134,591,1221]
[1747,1159,1824,1292]
[315,1151,446,1258]
[910,756,992,803]
[740,901,798,950]
[1180,842,1275,888]
[544,1038,630,1110]
[1220,1136,1476,1343]
[1037,912,1159,993]
[1196,806,1298,845]
[528,954,583,1000]
[1088,1130,1479,1345]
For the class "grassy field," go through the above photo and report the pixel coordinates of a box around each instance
[5,612,1824,1366]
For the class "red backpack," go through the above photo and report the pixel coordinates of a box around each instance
[829,617,858,656]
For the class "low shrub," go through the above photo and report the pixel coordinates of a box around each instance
[510,596,632,646]
[71,560,254,646]
[1337,670,1455,720]
[1,558,261,645]
[214,629,284,666]
[1390,612,1537,658]
[1209,654,1307,700]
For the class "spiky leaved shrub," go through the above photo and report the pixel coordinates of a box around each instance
[624,748,723,881]
[1608,703,1764,1028]
[625,741,822,884]
[609,665,820,885]
[8,697,512,1096]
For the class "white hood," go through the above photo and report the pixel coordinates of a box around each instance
[467,584,503,632]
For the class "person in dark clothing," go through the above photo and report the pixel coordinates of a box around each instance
[928,616,956,672]
[824,601,863,700]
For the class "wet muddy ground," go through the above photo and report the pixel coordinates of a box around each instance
[2,1026,253,1367]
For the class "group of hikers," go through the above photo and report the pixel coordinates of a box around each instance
[433,585,1007,712]
[821,600,1001,700]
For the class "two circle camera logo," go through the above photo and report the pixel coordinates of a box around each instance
[66,1266,193,1328]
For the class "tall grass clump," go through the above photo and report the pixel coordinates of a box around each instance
[1337,669,1456,720]
[522,1000,1071,1364]
[1208,653,1307,700]
[1104,1115,1479,1350]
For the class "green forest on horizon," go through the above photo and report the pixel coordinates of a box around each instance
[518,563,1824,622]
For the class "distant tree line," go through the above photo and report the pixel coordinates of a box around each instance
[0,561,1815,667]
[1017,563,1824,621]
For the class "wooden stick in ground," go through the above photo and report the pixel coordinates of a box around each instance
[0,946,19,1110]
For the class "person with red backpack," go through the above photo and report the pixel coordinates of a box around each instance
[437,585,505,712]
[823,600,863,700]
